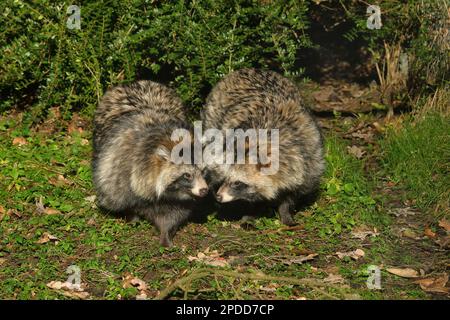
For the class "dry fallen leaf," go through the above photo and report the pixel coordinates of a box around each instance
[7,208,22,218]
[351,226,379,240]
[386,267,419,278]
[84,195,97,209]
[48,177,59,187]
[68,124,83,134]
[136,292,149,300]
[336,249,365,260]
[36,232,58,244]
[46,281,89,299]
[390,207,418,217]
[188,248,229,267]
[48,106,61,119]
[84,195,96,203]
[0,258,6,266]
[12,137,27,146]
[287,253,318,265]
[402,228,420,239]
[44,208,61,215]
[414,274,449,294]
[324,273,345,284]
[385,181,397,187]
[424,228,436,239]
[122,273,150,299]
[67,114,85,135]
[259,283,279,293]
[351,131,374,142]
[438,219,450,232]
[49,174,72,187]
[60,290,90,299]
[347,145,366,159]
[46,281,77,290]
[122,273,148,291]
[310,266,319,273]
[372,121,384,133]
[35,197,61,215]
[323,265,340,274]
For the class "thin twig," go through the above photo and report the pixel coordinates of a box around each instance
[155,268,342,300]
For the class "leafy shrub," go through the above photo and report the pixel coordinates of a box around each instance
[1,0,446,117]
[0,0,311,117]
[335,0,449,93]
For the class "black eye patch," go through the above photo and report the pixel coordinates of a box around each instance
[167,174,193,190]
[231,181,248,190]
[182,172,193,180]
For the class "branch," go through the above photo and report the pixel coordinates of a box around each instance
[155,268,342,300]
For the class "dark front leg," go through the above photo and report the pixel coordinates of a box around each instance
[278,198,296,226]
[158,228,173,248]
[152,207,190,247]
[153,215,175,247]
[125,213,141,223]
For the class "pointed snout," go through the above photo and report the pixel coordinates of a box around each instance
[215,186,234,203]
[191,178,209,198]
[198,187,208,197]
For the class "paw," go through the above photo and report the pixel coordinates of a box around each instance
[279,214,296,226]
[159,234,173,248]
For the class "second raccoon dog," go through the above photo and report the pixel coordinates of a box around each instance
[92,80,208,247]
[202,68,325,225]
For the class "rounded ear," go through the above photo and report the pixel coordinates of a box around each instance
[155,146,171,160]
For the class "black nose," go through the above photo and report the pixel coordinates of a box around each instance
[216,194,222,202]
[199,188,208,197]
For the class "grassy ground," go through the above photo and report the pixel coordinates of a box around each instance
[0,108,448,300]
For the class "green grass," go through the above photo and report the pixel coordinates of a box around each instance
[303,135,386,237]
[380,113,450,216]
[0,111,447,300]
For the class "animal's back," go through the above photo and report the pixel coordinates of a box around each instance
[203,68,325,209]
[93,80,185,149]
[92,80,187,211]
[203,68,305,130]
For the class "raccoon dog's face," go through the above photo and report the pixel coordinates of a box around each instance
[152,145,208,202]
[162,164,208,201]
[216,179,262,203]
[211,164,275,203]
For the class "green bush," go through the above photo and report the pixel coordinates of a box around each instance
[1,0,446,118]
[0,0,311,117]
[336,0,449,93]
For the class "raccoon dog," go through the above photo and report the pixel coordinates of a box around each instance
[93,80,208,247]
[202,68,324,225]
